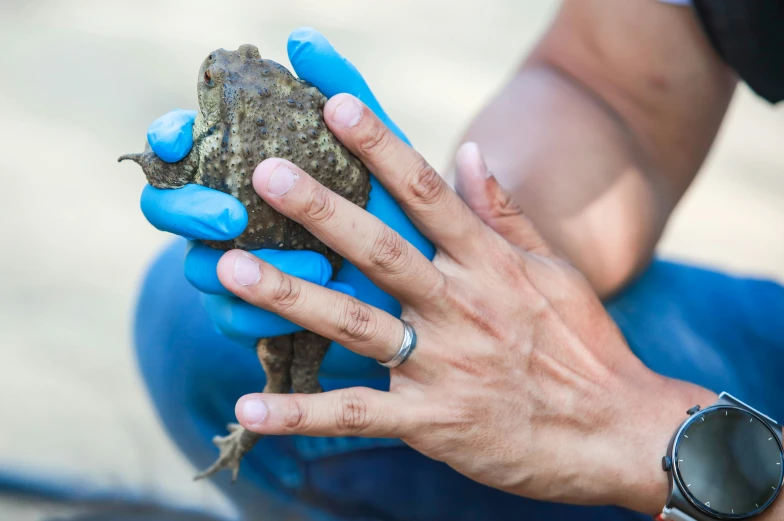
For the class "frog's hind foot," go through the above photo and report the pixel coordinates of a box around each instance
[193,423,263,483]
[195,335,293,483]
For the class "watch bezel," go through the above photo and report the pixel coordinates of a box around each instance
[671,405,784,519]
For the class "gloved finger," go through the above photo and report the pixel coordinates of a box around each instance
[140,184,247,241]
[185,241,334,295]
[204,279,357,342]
[204,293,303,341]
[287,27,410,146]
[147,109,198,163]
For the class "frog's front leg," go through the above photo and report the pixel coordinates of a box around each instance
[194,335,294,482]
[118,142,198,189]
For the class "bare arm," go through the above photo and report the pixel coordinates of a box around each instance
[453,0,736,297]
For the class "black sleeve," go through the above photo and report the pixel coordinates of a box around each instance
[691,0,784,103]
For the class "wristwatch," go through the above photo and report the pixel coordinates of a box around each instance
[661,393,784,520]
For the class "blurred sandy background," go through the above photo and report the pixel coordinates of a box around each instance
[0,1,782,519]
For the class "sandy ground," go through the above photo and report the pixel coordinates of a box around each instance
[1,1,782,520]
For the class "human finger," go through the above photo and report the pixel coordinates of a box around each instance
[454,142,552,256]
[236,387,421,438]
[251,159,445,306]
[203,281,354,344]
[323,94,487,261]
[216,250,415,363]
[184,241,333,295]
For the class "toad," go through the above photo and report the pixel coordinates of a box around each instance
[119,44,371,482]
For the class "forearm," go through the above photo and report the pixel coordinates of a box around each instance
[456,64,666,297]
[452,0,736,298]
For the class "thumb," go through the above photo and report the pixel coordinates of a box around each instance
[454,142,552,256]
[235,387,417,439]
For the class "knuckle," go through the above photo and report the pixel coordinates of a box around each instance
[303,186,337,225]
[497,249,531,283]
[335,391,370,432]
[491,187,524,219]
[268,275,302,311]
[336,298,377,341]
[368,227,409,273]
[405,158,444,205]
[423,272,449,303]
[356,120,393,160]
[283,396,311,431]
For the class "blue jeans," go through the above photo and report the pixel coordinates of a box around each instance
[134,239,784,521]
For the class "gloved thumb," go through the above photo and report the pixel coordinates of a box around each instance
[286,26,411,146]
[147,109,198,163]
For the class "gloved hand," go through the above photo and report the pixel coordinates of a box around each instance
[140,27,434,378]
[142,181,348,340]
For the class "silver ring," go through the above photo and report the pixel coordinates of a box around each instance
[378,320,417,368]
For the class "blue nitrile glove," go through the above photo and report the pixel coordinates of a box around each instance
[141,28,434,378]
[140,181,352,341]
[141,109,355,342]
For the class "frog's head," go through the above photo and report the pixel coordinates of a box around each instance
[197,44,261,126]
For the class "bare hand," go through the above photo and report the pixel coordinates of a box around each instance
[216,93,716,513]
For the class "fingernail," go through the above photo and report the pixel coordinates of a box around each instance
[233,253,261,286]
[457,142,492,180]
[332,97,363,127]
[242,398,268,426]
[267,165,297,196]
[466,142,492,179]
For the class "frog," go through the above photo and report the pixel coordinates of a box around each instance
[119,44,371,482]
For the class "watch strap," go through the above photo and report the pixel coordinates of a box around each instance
[717,393,782,432]
[659,507,697,520]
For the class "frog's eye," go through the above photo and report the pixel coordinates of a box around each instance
[204,70,213,86]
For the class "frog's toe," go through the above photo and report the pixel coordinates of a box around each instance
[193,423,262,483]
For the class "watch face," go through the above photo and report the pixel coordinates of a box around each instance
[674,406,784,518]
